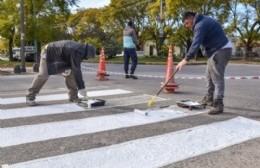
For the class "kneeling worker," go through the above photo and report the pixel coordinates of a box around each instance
[26,40,96,106]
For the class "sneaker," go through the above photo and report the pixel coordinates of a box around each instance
[26,97,37,106]
[69,97,82,103]
[125,74,130,78]
[208,99,224,115]
[130,74,138,79]
[198,96,213,106]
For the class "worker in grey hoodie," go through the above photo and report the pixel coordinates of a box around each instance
[123,21,139,79]
[26,40,96,106]
[176,12,232,115]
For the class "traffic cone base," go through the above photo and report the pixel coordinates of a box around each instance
[161,82,179,93]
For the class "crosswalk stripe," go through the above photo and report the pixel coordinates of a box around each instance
[0,89,132,105]
[0,104,85,120]
[0,95,165,120]
[2,117,260,168]
[0,105,208,147]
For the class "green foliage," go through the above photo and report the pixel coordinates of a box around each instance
[0,0,259,62]
[227,0,259,60]
[103,39,122,58]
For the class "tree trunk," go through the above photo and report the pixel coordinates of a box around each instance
[8,38,14,61]
[243,42,252,61]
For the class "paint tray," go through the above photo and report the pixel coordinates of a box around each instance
[88,99,106,107]
[78,99,106,108]
[176,100,205,110]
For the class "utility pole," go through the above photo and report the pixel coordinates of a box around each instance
[20,0,26,72]
[159,0,163,56]
[32,0,39,72]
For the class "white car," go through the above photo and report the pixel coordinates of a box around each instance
[116,52,124,57]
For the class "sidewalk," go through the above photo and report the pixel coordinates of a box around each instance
[0,67,34,75]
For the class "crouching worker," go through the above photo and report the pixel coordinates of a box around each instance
[26,40,96,106]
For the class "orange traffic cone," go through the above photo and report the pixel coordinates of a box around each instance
[96,47,109,81]
[161,45,178,93]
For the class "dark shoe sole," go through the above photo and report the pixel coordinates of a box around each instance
[26,102,38,106]
[208,111,223,115]
[130,76,138,79]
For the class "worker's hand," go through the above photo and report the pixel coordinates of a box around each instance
[62,69,71,77]
[78,89,87,97]
[176,59,188,71]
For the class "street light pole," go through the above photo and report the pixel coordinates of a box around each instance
[32,0,39,72]
[20,0,26,72]
[159,0,163,56]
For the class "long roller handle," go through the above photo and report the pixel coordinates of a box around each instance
[155,68,179,96]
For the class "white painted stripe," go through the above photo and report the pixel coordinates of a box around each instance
[0,104,85,120]
[4,117,260,168]
[0,106,208,147]
[0,95,165,120]
[0,86,109,97]
[0,89,132,105]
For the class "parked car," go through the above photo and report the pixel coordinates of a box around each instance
[12,46,35,62]
[116,52,124,57]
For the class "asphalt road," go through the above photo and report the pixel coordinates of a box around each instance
[0,63,260,168]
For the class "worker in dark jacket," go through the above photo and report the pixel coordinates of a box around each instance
[176,12,232,115]
[123,21,139,79]
[26,40,96,106]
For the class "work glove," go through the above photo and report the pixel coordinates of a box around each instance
[78,89,89,100]
[62,69,71,77]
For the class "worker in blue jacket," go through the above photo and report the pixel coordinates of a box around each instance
[176,12,232,115]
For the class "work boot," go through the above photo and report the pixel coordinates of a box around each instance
[198,96,213,106]
[26,97,37,106]
[125,74,130,79]
[69,97,82,103]
[130,74,138,79]
[208,99,224,115]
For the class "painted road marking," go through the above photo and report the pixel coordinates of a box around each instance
[2,117,260,168]
[0,95,166,120]
[0,89,132,105]
[0,104,85,120]
[0,105,208,147]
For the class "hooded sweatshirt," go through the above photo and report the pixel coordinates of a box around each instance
[185,14,229,61]
[123,25,138,49]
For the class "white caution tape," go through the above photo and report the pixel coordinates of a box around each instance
[81,65,260,80]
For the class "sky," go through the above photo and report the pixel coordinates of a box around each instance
[75,0,111,9]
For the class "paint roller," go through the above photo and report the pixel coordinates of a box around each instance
[147,68,179,108]
[134,109,149,116]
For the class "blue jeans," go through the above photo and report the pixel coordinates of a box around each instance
[124,48,138,74]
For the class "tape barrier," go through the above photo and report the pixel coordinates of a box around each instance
[81,65,260,80]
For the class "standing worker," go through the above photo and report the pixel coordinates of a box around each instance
[26,40,96,106]
[176,12,232,115]
[123,21,139,79]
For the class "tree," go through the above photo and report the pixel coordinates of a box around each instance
[227,0,260,60]
[105,0,153,51]
[67,8,106,42]
[0,0,19,61]
[166,0,231,57]
[0,0,79,62]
